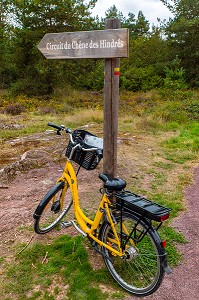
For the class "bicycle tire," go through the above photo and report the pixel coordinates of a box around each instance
[33,181,72,234]
[100,212,165,297]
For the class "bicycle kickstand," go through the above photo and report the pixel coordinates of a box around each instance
[61,220,87,237]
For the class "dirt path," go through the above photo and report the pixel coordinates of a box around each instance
[0,156,199,299]
[126,166,199,300]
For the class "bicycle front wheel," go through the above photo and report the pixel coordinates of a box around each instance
[100,212,165,297]
[33,181,72,234]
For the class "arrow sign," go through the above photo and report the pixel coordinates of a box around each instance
[38,29,129,59]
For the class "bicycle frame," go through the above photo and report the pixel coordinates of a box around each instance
[34,123,172,296]
[57,159,125,257]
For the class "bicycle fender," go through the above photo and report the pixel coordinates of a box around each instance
[162,259,172,275]
[135,215,172,275]
[33,181,64,219]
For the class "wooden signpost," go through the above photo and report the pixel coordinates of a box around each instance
[103,18,122,177]
[38,19,129,177]
[38,28,128,59]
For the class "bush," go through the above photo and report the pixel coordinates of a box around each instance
[186,102,199,121]
[121,66,163,91]
[164,57,187,90]
[39,106,54,114]
[1,103,26,115]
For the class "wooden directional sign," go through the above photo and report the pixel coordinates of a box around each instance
[38,29,129,59]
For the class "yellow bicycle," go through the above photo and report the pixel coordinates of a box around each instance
[33,122,172,297]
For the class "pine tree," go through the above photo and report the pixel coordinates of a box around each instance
[161,0,199,86]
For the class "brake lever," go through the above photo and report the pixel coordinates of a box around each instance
[56,125,65,135]
[56,129,61,135]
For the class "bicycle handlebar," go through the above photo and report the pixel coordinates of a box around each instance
[48,122,62,131]
[47,122,103,156]
[48,122,71,134]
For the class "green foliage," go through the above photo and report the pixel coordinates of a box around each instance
[158,122,199,165]
[154,89,199,122]
[163,122,199,153]
[133,10,150,37]
[120,33,169,91]
[102,6,150,38]
[161,0,199,86]
[159,226,186,266]
[104,4,125,21]
[2,235,118,300]
[164,56,187,89]
[2,0,98,96]
[0,0,171,95]
[1,0,199,94]
[121,66,163,91]
[0,1,14,89]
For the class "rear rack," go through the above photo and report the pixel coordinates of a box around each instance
[115,191,171,222]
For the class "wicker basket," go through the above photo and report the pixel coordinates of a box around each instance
[65,130,103,170]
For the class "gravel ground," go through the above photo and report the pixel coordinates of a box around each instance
[0,157,198,300]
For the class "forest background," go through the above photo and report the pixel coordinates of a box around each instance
[1,0,199,98]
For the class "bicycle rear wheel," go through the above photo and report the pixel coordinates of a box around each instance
[33,181,72,234]
[100,212,165,297]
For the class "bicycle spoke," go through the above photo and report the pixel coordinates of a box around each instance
[101,212,164,296]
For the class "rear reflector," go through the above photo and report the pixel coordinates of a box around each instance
[161,240,167,248]
[160,213,170,222]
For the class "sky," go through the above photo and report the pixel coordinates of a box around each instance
[90,0,173,25]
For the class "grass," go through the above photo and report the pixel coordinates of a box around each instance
[0,88,198,299]
[2,236,121,300]
[0,109,104,141]
[160,123,199,164]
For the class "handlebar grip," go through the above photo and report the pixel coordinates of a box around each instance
[48,122,63,131]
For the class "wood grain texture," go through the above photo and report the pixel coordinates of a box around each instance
[38,29,129,59]
[103,19,121,177]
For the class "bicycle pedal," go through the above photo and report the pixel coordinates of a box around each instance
[61,221,73,228]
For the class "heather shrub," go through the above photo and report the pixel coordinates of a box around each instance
[1,103,26,115]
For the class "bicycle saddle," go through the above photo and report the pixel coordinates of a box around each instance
[99,173,126,191]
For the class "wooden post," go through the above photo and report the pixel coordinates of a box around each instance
[37,20,128,178]
[103,18,121,178]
